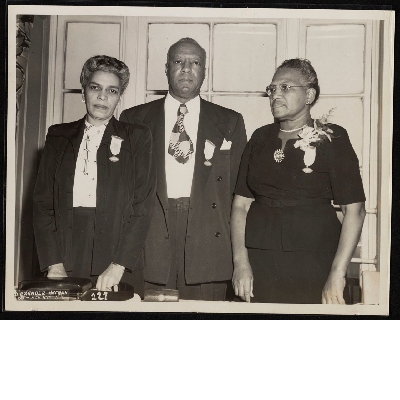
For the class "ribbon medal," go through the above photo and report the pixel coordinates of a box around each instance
[110,135,124,162]
[204,139,216,166]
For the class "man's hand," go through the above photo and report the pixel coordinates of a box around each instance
[322,274,346,304]
[232,262,254,303]
[47,263,68,278]
[96,263,125,291]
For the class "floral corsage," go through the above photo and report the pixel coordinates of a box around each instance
[294,109,335,173]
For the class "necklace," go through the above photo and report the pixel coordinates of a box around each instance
[274,124,308,162]
[279,124,308,133]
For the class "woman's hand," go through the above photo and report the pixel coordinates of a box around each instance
[96,263,125,291]
[232,262,254,303]
[322,274,346,304]
[231,195,255,303]
[47,263,68,278]
[323,202,365,305]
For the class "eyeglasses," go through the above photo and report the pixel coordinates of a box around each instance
[266,84,308,97]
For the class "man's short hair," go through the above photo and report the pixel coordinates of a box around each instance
[167,38,207,64]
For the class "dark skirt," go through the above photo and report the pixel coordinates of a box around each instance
[70,207,144,297]
[248,248,335,304]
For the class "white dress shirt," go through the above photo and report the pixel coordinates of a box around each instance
[164,93,200,198]
[73,120,108,207]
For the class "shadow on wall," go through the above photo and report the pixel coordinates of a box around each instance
[17,149,43,281]
[15,16,50,283]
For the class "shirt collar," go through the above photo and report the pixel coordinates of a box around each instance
[84,117,110,132]
[165,92,200,115]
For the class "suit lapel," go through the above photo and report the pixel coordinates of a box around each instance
[190,98,225,209]
[143,99,169,213]
[96,117,116,185]
[69,118,86,162]
[98,116,130,151]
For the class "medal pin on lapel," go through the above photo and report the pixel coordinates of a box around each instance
[204,139,216,166]
[110,135,123,162]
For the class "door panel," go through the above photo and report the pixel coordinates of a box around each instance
[213,23,277,92]
[147,23,210,90]
[47,15,379,281]
[64,22,121,89]
[212,95,273,139]
[305,24,366,94]
[311,96,364,163]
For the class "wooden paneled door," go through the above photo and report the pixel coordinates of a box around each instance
[46,15,380,289]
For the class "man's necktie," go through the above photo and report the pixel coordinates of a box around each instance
[168,104,194,164]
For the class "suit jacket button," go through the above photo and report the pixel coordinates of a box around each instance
[217,176,222,181]
[212,203,217,209]
[100,229,104,234]
[215,232,221,237]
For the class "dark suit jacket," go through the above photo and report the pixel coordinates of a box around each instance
[120,97,247,285]
[33,116,156,276]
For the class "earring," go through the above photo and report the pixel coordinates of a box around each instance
[306,101,310,105]
[82,98,85,103]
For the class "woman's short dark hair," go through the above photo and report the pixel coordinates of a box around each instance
[80,55,130,94]
[277,58,320,106]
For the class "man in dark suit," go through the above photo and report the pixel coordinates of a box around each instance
[120,38,247,300]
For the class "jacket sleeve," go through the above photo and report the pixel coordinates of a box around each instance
[112,126,156,269]
[229,113,247,193]
[33,132,64,269]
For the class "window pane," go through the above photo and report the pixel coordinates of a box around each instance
[311,97,363,164]
[147,24,209,91]
[65,23,121,89]
[212,95,273,140]
[213,24,277,93]
[63,93,87,123]
[306,24,365,94]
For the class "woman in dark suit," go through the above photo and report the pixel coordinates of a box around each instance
[231,58,366,304]
[33,55,155,293]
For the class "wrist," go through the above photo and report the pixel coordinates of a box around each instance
[233,259,251,271]
[329,267,347,279]
[112,262,125,272]
[48,263,64,271]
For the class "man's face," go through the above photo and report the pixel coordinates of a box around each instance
[165,42,206,103]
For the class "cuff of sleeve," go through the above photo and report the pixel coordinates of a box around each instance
[112,262,126,272]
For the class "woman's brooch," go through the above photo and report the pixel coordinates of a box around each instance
[273,149,285,163]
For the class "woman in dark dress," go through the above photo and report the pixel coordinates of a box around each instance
[33,55,155,294]
[231,59,366,304]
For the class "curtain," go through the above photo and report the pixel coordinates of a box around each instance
[16,15,34,118]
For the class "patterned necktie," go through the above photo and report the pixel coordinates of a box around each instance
[168,104,194,164]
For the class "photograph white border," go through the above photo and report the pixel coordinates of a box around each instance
[6,5,394,315]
